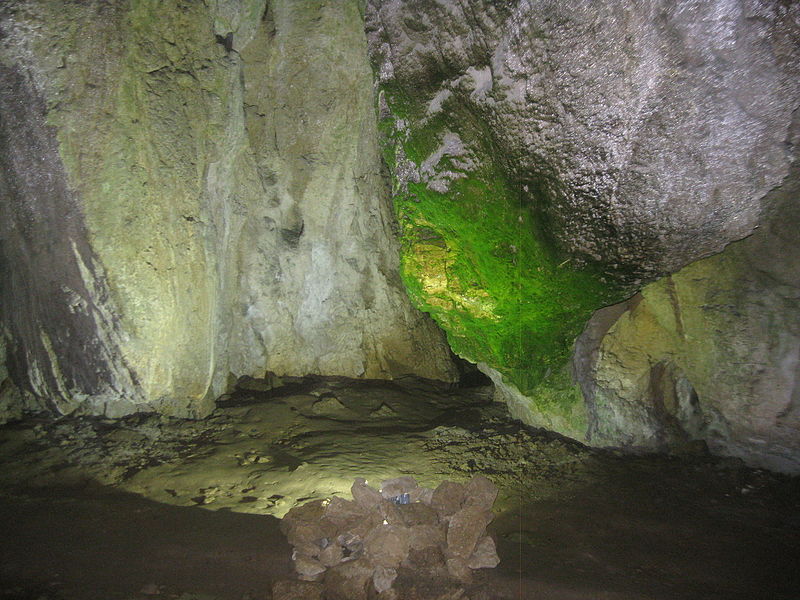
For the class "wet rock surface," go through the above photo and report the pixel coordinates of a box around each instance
[0,378,798,599]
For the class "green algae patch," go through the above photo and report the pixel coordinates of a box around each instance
[380,89,622,404]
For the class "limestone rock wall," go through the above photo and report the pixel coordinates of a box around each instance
[365,0,800,470]
[367,0,799,284]
[0,0,455,419]
[575,170,800,472]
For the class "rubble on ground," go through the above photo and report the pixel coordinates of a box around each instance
[274,475,500,599]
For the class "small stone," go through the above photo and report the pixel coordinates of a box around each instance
[467,535,500,569]
[380,476,418,499]
[446,505,493,558]
[431,481,465,517]
[372,565,398,593]
[271,578,324,600]
[293,554,326,581]
[463,475,498,511]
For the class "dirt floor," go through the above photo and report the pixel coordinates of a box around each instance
[0,377,798,599]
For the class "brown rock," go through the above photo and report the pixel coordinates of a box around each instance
[431,481,465,517]
[463,475,498,511]
[405,543,446,570]
[319,541,344,568]
[409,486,434,505]
[324,558,374,600]
[408,523,446,550]
[446,505,493,559]
[446,556,473,584]
[380,476,418,499]
[398,501,438,527]
[280,499,326,535]
[379,498,404,526]
[467,535,500,569]
[372,565,398,593]
[349,509,385,540]
[284,520,329,550]
[364,524,410,568]
[324,496,368,531]
[272,578,324,600]
[293,553,326,581]
[351,477,384,511]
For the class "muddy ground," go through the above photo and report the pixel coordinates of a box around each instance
[0,377,798,599]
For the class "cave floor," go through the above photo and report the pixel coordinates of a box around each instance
[0,377,798,600]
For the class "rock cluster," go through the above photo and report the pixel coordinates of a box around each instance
[275,476,499,599]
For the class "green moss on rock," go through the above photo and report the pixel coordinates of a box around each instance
[379,86,623,410]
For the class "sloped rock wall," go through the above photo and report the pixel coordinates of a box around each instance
[365,0,800,466]
[575,168,800,472]
[0,0,455,418]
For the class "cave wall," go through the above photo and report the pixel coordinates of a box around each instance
[365,0,800,467]
[0,0,456,419]
[575,170,800,472]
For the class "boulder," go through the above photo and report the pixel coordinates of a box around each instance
[431,481,465,518]
[467,536,500,570]
[446,506,494,559]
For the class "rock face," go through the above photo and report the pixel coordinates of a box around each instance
[367,0,798,281]
[575,176,800,473]
[365,0,800,464]
[0,0,456,418]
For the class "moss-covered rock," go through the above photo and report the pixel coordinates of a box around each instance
[365,0,799,444]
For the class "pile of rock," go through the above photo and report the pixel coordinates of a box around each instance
[274,475,500,599]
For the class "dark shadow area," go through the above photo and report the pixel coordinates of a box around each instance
[0,485,292,600]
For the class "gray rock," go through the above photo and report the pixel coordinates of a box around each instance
[575,181,800,473]
[431,481,466,517]
[324,559,374,600]
[0,0,457,421]
[446,506,494,559]
[467,536,500,569]
[364,524,411,569]
[292,554,326,581]
[366,0,800,285]
[372,565,398,593]
[462,475,498,511]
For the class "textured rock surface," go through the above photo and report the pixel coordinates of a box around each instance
[367,0,799,281]
[575,172,800,472]
[365,0,800,457]
[0,0,455,418]
[280,476,499,597]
